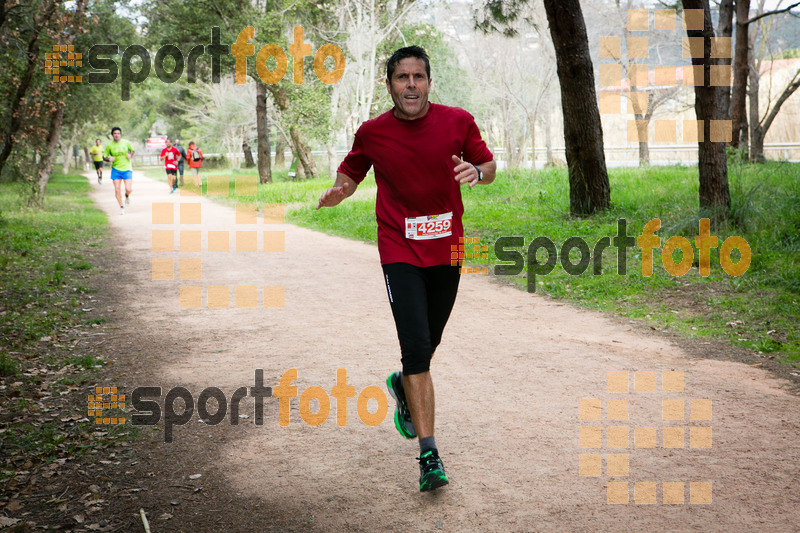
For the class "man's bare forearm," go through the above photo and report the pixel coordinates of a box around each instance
[475,160,497,185]
[334,172,358,197]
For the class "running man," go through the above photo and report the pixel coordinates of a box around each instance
[317,46,496,492]
[187,142,204,187]
[103,126,135,215]
[160,138,181,194]
[174,139,187,187]
[89,139,104,184]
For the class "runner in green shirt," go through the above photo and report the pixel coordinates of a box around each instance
[103,127,135,215]
[89,139,104,184]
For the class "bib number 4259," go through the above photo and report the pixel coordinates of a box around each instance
[405,212,453,240]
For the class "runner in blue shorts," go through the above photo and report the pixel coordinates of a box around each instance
[103,127,135,215]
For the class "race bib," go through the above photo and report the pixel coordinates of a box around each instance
[405,212,453,240]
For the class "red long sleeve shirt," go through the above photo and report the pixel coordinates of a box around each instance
[338,103,493,267]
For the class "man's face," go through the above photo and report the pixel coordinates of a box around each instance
[112,130,121,142]
[166,139,172,148]
[95,140,101,146]
[386,57,431,121]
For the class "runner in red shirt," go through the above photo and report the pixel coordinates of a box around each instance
[318,46,496,492]
[160,138,181,194]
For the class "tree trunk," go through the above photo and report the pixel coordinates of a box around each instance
[256,82,272,183]
[502,101,516,169]
[631,87,652,167]
[60,142,70,175]
[34,106,65,205]
[637,121,650,166]
[528,112,537,171]
[266,84,317,178]
[730,0,750,148]
[327,82,342,179]
[740,111,749,159]
[716,0,734,119]
[326,141,338,179]
[749,126,766,163]
[682,0,730,213]
[543,0,610,215]
[747,43,762,163]
[751,70,800,163]
[83,146,90,167]
[61,124,78,174]
[544,103,554,166]
[290,126,316,179]
[325,141,339,179]
[717,0,734,37]
[275,135,286,168]
[0,0,59,176]
[242,140,255,168]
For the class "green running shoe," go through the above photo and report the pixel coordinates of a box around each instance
[418,451,449,492]
[386,371,416,439]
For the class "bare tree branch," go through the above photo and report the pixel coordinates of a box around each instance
[745,1,800,25]
[759,68,800,132]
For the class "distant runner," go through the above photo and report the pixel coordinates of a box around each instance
[89,139,104,184]
[160,138,181,194]
[174,139,187,188]
[103,127,135,215]
[187,142,204,187]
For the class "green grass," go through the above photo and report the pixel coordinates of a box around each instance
[192,162,799,365]
[0,172,126,466]
[0,174,107,351]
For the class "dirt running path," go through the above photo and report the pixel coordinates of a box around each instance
[90,171,800,531]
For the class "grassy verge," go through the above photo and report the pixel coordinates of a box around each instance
[145,162,799,364]
[0,173,138,497]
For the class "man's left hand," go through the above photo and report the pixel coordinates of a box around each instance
[452,155,480,188]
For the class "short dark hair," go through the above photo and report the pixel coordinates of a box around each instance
[386,46,430,81]
[111,126,121,134]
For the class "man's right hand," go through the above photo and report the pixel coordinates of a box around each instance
[316,181,351,210]
[107,156,115,162]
